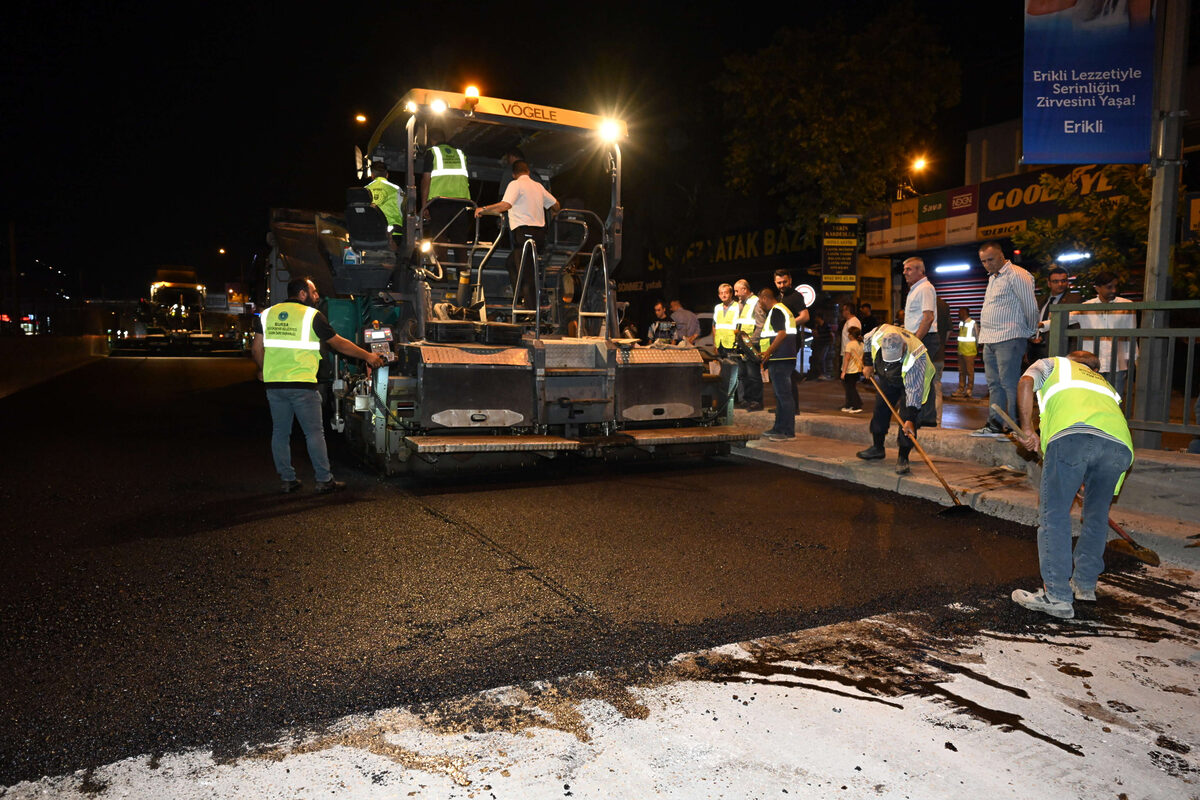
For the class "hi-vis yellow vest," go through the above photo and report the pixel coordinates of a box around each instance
[759,302,797,358]
[366,176,403,231]
[957,319,977,356]
[428,145,469,199]
[736,295,759,335]
[261,302,321,383]
[1036,356,1134,493]
[713,302,739,349]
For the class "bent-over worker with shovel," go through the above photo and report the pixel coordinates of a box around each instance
[856,325,935,475]
[1010,350,1134,620]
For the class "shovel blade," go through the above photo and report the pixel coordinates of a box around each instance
[936,503,975,518]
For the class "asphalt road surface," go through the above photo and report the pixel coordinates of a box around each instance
[0,356,1041,785]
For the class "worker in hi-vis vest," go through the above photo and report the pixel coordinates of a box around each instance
[366,161,404,241]
[1010,350,1133,621]
[419,127,472,256]
[713,283,739,356]
[757,287,798,441]
[251,277,383,495]
[856,324,935,476]
[733,279,763,411]
[954,307,977,399]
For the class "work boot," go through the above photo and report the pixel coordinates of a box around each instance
[1011,588,1074,619]
[280,479,302,494]
[315,479,346,494]
[895,455,911,475]
[746,402,764,411]
[856,445,885,460]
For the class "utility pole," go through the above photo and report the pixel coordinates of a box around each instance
[1133,0,1190,449]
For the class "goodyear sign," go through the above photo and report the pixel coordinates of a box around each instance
[867,164,1116,256]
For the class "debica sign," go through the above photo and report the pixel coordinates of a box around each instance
[1023,0,1157,164]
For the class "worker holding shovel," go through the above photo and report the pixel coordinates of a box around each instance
[856,325,936,476]
[1010,350,1134,620]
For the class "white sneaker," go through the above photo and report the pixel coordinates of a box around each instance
[970,425,1007,439]
[847,407,863,414]
[1012,588,1074,619]
[1070,579,1097,601]
[840,406,851,412]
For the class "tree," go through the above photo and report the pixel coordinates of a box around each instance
[1012,166,1200,298]
[715,4,960,245]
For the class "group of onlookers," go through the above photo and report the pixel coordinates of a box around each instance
[657,240,1140,447]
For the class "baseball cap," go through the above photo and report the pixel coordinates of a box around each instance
[880,332,904,362]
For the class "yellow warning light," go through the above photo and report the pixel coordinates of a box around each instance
[464,85,480,111]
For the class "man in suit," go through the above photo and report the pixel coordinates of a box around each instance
[1029,266,1082,362]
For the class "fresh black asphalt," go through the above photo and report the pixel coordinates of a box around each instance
[0,357,1041,784]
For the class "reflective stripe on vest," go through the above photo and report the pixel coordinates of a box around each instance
[428,146,470,199]
[736,295,759,333]
[957,320,976,342]
[713,302,739,349]
[262,303,321,383]
[760,302,797,355]
[1036,357,1134,491]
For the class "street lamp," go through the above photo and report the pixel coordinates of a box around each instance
[896,155,928,200]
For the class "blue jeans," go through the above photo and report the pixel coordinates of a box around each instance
[982,338,1027,429]
[767,359,795,436]
[267,387,332,483]
[1037,434,1132,603]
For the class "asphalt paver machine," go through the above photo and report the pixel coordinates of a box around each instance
[265,88,754,474]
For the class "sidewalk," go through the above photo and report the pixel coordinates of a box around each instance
[735,373,1200,569]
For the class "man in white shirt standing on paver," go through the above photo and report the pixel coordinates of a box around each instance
[477,160,560,310]
[971,241,1038,438]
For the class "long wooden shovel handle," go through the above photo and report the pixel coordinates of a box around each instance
[868,373,965,507]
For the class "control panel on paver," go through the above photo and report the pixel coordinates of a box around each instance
[363,326,396,361]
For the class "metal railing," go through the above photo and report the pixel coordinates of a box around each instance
[510,237,542,337]
[1048,299,1200,446]
[575,245,611,338]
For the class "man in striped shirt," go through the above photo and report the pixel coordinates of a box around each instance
[971,241,1038,438]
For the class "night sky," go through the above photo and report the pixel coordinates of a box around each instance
[3,1,1023,298]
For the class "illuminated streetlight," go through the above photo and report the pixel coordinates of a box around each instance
[912,156,928,172]
[355,113,367,124]
[218,248,226,255]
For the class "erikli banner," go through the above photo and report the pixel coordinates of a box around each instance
[1023,0,1157,164]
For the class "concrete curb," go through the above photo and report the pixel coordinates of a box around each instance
[734,433,1200,569]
